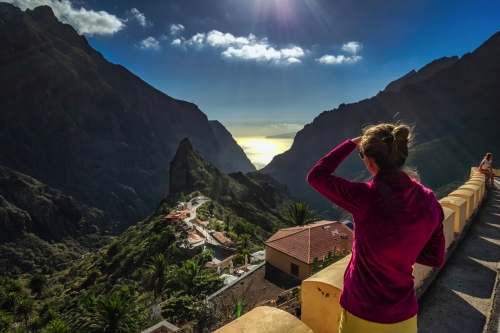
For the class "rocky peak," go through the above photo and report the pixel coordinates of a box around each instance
[384,56,459,93]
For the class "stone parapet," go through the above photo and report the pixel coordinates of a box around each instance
[301,256,351,333]
[448,190,474,218]
[459,184,480,207]
[442,207,455,250]
[213,307,313,333]
[440,196,467,233]
[467,180,484,201]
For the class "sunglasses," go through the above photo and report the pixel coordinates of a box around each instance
[358,150,365,160]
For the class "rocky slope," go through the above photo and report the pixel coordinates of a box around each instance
[0,3,252,227]
[262,32,500,215]
[169,138,292,231]
[0,165,112,273]
[209,120,256,173]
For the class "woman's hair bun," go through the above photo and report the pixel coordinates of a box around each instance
[392,125,410,143]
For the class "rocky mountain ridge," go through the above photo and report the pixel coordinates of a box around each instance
[262,31,500,215]
[169,138,292,232]
[384,56,459,93]
[0,3,254,227]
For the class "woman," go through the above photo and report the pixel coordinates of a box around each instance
[307,123,445,333]
[479,153,495,188]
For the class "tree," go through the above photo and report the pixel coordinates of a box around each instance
[284,202,319,227]
[28,274,47,299]
[44,320,70,333]
[17,298,34,328]
[5,292,18,321]
[0,310,12,332]
[143,254,170,300]
[237,234,251,251]
[77,291,141,333]
[178,260,203,292]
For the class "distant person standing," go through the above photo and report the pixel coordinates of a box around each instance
[479,153,496,188]
[307,123,445,333]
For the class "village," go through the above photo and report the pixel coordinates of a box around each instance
[148,196,355,332]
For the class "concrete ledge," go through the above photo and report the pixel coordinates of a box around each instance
[467,180,484,201]
[459,184,480,208]
[440,197,467,233]
[214,307,313,333]
[442,207,455,250]
[301,255,351,333]
[448,190,474,218]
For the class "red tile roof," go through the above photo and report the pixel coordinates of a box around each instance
[265,221,354,264]
[213,232,234,246]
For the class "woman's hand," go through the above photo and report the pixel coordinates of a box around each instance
[351,137,362,146]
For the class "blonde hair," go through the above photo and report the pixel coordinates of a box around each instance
[359,123,413,169]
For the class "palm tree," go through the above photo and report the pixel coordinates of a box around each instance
[4,292,18,321]
[238,234,251,250]
[44,320,70,333]
[284,202,319,227]
[78,292,141,333]
[28,274,47,300]
[143,254,170,300]
[178,260,203,291]
[0,310,12,332]
[17,298,34,328]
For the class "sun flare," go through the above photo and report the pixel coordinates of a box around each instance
[236,137,293,169]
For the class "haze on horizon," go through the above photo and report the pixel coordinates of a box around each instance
[4,0,500,139]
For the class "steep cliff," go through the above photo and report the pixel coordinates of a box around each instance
[262,32,500,215]
[209,121,256,173]
[0,3,252,227]
[169,138,292,231]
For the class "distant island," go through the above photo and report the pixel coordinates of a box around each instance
[265,132,297,139]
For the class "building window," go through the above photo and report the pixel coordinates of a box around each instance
[291,263,299,277]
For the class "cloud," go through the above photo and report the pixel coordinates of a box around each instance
[178,30,305,65]
[316,41,363,65]
[127,8,152,27]
[341,41,362,54]
[5,0,124,36]
[170,23,185,35]
[270,123,304,130]
[316,55,362,65]
[171,38,182,46]
[159,35,168,41]
[139,37,160,50]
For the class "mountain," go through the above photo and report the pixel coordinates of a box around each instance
[261,32,500,215]
[209,120,256,173]
[169,138,292,232]
[0,3,252,227]
[384,56,459,93]
[0,165,113,273]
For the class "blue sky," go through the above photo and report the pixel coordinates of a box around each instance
[6,0,500,136]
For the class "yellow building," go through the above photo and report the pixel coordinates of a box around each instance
[265,221,353,281]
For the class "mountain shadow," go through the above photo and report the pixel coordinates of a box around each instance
[0,3,254,228]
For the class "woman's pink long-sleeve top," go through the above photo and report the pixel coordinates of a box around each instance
[306,140,445,324]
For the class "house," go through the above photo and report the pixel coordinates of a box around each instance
[164,210,190,224]
[187,233,203,246]
[178,201,192,211]
[213,232,235,247]
[194,218,210,228]
[265,221,353,281]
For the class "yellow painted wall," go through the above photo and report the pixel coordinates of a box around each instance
[265,245,312,281]
[448,190,474,218]
[440,196,467,233]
